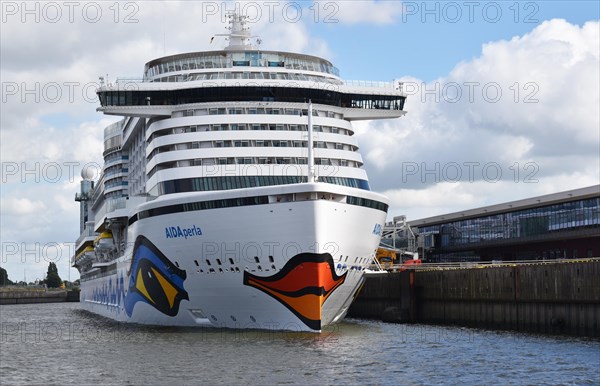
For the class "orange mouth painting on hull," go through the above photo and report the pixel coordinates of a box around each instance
[243,253,347,330]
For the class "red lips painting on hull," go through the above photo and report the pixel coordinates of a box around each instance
[243,252,346,330]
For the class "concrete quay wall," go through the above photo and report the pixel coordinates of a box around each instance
[348,260,600,337]
[0,290,80,305]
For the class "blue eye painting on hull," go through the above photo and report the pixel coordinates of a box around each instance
[125,236,189,317]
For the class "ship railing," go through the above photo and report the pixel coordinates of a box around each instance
[94,197,128,224]
[115,77,144,84]
[105,77,402,90]
[74,225,97,247]
[343,80,399,89]
[383,257,600,272]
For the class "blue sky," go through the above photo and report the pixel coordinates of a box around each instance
[1,1,599,282]
[311,1,599,81]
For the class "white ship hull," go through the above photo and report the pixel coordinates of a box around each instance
[79,184,386,332]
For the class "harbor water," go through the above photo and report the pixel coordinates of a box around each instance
[1,303,598,385]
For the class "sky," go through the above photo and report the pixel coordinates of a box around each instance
[1,0,599,282]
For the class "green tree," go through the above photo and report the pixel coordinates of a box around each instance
[0,267,13,286]
[45,262,62,288]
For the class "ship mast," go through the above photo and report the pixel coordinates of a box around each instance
[307,100,316,182]
[211,12,254,51]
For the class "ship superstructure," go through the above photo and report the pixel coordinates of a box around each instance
[72,14,407,331]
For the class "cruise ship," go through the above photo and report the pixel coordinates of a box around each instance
[72,14,407,332]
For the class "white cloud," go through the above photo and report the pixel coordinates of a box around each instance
[358,19,600,218]
[1,197,46,216]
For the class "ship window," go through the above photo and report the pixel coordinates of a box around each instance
[194,260,199,266]
[206,259,211,266]
[216,259,222,265]
[229,258,234,265]
[175,261,180,267]
[268,255,274,263]
[257,265,262,271]
[254,256,260,263]
[271,264,276,270]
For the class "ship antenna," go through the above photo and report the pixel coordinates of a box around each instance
[212,12,256,50]
[307,100,316,183]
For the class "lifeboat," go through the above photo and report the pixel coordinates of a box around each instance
[94,231,114,252]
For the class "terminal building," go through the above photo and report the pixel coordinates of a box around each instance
[409,185,600,263]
